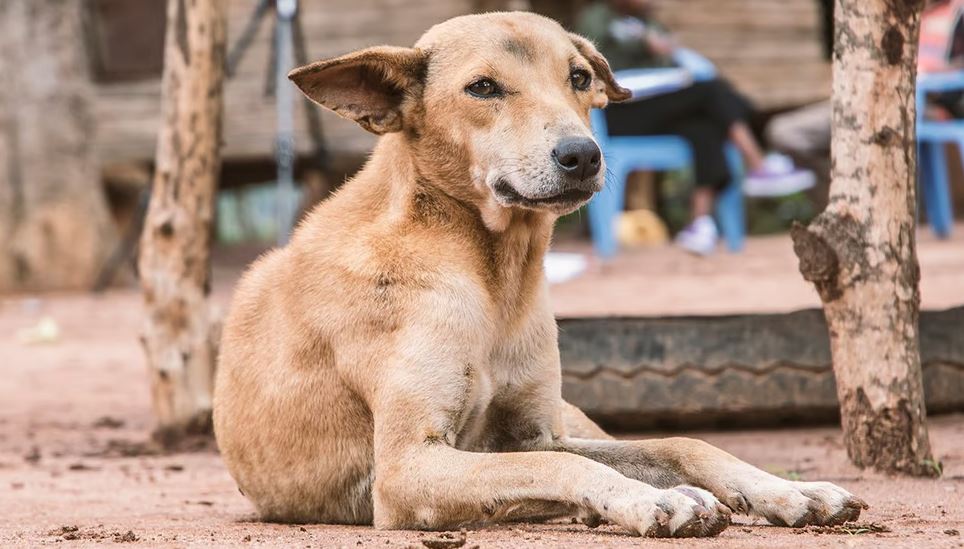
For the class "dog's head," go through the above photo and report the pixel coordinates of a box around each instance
[290,12,630,218]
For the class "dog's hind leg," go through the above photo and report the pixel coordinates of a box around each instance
[555,402,868,528]
[560,400,613,440]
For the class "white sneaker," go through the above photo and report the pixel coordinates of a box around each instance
[675,215,718,256]
[744,153,816,197]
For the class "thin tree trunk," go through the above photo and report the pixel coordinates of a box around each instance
[0,0,117,291]
[791,0,937,476]
[139,0,226,444]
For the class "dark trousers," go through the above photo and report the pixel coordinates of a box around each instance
[604,79,751,190]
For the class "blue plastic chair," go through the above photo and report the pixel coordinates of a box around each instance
[916,71,963,238]
[587,50,745,258]
[587,111,745,258]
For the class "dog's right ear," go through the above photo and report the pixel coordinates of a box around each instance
[288,46,428,135]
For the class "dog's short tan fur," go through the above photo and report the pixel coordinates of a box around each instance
[213,13,866,537]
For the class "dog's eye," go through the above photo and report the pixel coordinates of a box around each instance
[465,78,502,98]
[570,69,592,91]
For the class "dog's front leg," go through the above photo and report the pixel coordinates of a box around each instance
[552,436,867,528]
[369,378,729,537]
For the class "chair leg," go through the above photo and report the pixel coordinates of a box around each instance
[716,144,746,252]
[917,142,926,229]
[588,161,629,259]
[921,140,954,238]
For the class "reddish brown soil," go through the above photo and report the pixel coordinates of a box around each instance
[550,224,964,317]
[2,232,963,547]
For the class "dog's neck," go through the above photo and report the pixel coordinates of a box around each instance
[369,135,557,318]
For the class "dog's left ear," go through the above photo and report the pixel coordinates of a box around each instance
[288,46,428,135]
[569,34,632,108]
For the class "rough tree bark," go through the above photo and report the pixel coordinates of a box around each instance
[139,0,226,444]
[791,0,937,476]
[0,0,117,292]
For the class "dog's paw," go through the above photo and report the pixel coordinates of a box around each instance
[613,486,730,538]
[732,479,867,527]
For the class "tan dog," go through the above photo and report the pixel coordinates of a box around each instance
[213,12,866,538]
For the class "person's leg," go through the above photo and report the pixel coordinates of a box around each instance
[606,93,733,199]
[672,118,729,255]
[700,81,817,196]
[690,79,769,170]
[729,121,765,171]
[606,79,769,172]
[691,187,714,219]
[765,101,832,206]
[603,95,727,255]
[675,118,730,208]
[604,80,814,203]
[765,100,832,157]
[604,81,739,136]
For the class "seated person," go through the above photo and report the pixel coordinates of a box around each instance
[577,0,814,255]
[769,0,964,179]
[920,0,964,120]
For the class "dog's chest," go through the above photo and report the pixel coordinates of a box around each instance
[452,335,554,451]
[451,367,495,450]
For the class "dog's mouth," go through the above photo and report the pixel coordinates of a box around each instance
[492,180,595,209]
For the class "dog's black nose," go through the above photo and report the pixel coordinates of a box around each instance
[552,137,602,181]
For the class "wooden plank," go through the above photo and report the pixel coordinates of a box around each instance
[95,0,830,164]
[649,0,830,108]
[96,0,473,164]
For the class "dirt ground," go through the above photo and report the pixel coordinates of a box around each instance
[2,231,963,548]
[550,224,964,317]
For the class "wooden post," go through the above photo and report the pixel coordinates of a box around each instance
[0,0,117,291]
[791,0,937,476]
[139,0,227,444]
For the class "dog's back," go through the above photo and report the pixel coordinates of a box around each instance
[213,242,374,523]
[214,161,385,523]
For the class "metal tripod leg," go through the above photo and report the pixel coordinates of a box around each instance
[274,0,298,245]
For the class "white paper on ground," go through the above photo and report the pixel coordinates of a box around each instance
[544,252,588,284]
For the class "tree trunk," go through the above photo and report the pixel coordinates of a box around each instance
[0,0,117,292]
[139,0,226,444]
[791,0,937,476]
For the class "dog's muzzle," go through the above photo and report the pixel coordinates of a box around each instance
[493,179,595,208]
